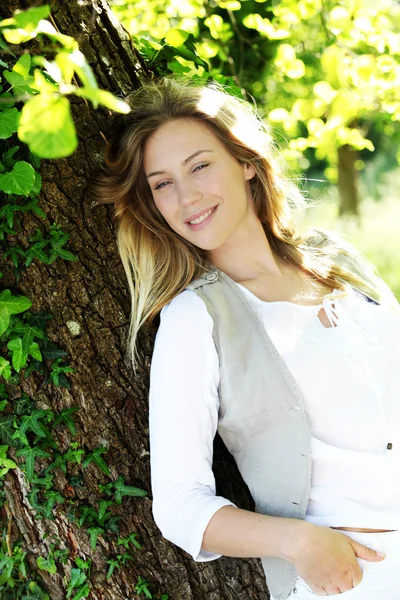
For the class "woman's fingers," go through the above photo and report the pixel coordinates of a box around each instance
[350,539,386,561]
[293,525,367,594]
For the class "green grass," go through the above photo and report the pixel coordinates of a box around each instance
[305,180,400,301]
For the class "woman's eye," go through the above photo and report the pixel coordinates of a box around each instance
[193,163,209,172]
[154,181,170,191]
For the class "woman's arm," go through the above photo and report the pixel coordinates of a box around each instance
[202,505,385,595]
[202,505,304,561]
[149,290,236,561]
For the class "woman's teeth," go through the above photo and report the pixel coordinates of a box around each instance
[189,208,214,225]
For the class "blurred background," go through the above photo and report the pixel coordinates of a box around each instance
[110,0,400,298]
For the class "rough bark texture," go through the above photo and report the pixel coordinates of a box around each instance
[1,1,269,598]
[338,145,359,216]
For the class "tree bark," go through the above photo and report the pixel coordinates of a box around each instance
[338,145,359,216]
[1,1,268,598]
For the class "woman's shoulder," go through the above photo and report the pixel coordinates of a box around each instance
[159,288,213,329]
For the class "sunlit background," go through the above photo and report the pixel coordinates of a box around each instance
[111,0,400,297]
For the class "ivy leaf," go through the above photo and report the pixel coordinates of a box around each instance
[43,489,65,518]
[25,241,50,267]
[13,54,31,78]
[28,341,42,361]
[0,357,12,380]
[75,87,130,114]
[37,554,57,574]
[7,337,28,371]
[88,527,104,550]
[19,409,50,438]
[83,447,110,476]
[2,145,19,168]
[0,289,32,337]
[0,415,17,447]
[18,93,78,159]
[13,6,51,31]
[3,70,36,95]
[26,581,51,599]
[4,245,25,267]
[29,171,42,197]
[0,161,35,195]
[15,445,51,480]
[0,108,20,139]
[52,406,78,436]
[71,584,90,600]
[67,569,87,598]
[114,475,147,505]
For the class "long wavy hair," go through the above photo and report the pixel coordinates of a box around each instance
[92,76,397,371]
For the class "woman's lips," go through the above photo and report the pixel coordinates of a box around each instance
[186,205,218,231]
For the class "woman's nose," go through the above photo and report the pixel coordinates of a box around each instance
[178,179,202,206]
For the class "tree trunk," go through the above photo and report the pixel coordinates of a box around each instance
[1,1,268,598]
[337,144,359,216]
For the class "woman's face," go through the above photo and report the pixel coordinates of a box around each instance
[143,118,256,252]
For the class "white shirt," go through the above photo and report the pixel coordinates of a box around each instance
[149,281,400,561]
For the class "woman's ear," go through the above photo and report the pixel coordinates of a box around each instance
[244,163,256,181]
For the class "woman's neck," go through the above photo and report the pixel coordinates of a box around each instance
[209,218,284,283]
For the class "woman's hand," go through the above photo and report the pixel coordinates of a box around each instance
[291,523,386,595]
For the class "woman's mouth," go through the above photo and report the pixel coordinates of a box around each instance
[186,206,218,231]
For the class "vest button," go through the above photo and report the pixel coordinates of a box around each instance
[206,272,218,281]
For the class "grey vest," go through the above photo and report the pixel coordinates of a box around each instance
[186,266,315,600]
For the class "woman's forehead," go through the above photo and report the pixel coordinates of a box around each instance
[143,119,224,168]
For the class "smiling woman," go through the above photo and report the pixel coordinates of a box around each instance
[143,119,256,251]
[93,77,400,600]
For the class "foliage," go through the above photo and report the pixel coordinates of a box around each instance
[0,533,50,599]
[111,0,400,185]
[0,5,154,597]
[0,5,130,160]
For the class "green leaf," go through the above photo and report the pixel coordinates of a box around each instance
[165,29,189,47]
[37,554,57,574]
[83,447,110,476]
[2,145,19,168]
[75,87,130,114]
[114,475,147,504]
[75,557,91,570]
[53,407,78,436]
[0,108,20,139]
[3,70,36,95]
[7,337,28,372]
[67,569,87,598]
[19,409,50,437]
[13,6,51,30]
[28,341,42,361]
[29,171,42,197]
[71,584,90,600]
[43,489,64,518]
[13,54,31,78]
[88,527,104,550]
[25,241,50,267]
[0,161,35,195]
[0,289,32,337]
[0,357,12,380]
[0,415,16,446]
[18,94,78,159]
[16,445,51,480]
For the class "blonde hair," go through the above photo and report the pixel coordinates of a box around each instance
[92,76,397,372]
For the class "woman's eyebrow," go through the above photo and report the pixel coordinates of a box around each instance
[146,150,213,178]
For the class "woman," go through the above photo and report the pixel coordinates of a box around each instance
[94,77,400,599]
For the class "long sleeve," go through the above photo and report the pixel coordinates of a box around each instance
[149,289,237,561]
